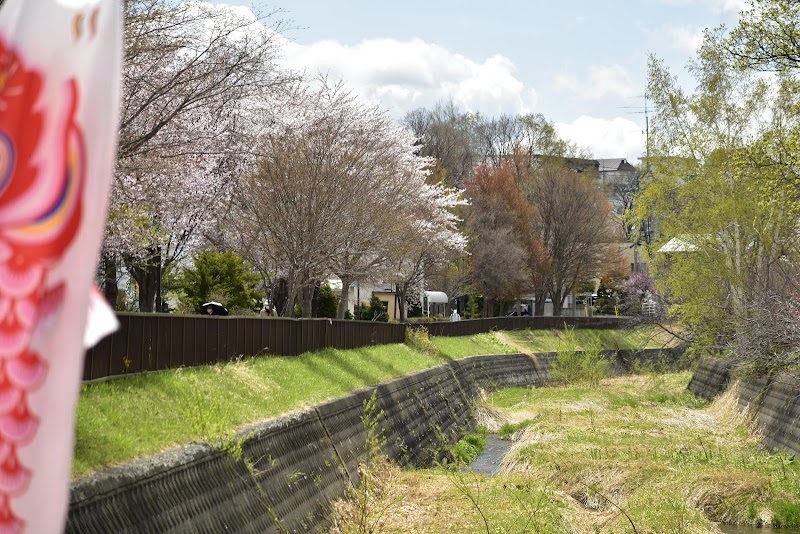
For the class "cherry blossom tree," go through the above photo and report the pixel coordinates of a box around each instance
[103,0,294,311]
[228,79,467,318]
[386,182,468,322]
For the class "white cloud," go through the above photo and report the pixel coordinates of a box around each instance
[553,64,638,101]
[281,37,537,116]
[706,0,747,14]
[662,24,705,54]
[555,116,645,159]
[656,0,746,15]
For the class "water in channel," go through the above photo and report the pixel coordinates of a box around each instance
[467,434,513,476]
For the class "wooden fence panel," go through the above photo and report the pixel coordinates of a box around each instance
[82,314,621,381]
[155,315,170,371]
[123,315,146,375]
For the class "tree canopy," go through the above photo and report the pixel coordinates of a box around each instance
[637,2,800,367]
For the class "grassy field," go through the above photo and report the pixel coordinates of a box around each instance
[74,326,678,478]
[349,373,800,532]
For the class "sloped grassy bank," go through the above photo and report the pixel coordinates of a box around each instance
[359,373,800,533]
[69,327,684,532]
[69,351,555,532]
[74,327,668,477]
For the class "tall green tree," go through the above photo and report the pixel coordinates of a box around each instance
[724,1,800,207]
[175,250,264,314]
[317,284,339,319]
[637,36,799,349]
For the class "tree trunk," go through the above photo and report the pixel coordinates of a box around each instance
[101,253,119,310]
[282,268,302,317]
[283,279,297,317]
[553,288,565,317]
[337,275,352,319]
[300,282,314,318]
[131,264,157,312]
[534,291,546,316]
[397,283,408,323]
[128,249,162,312]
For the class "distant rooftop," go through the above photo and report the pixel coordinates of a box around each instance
[597,158,636,172]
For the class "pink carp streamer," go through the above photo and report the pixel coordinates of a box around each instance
[0,41,85,531]
[0,1,121,531]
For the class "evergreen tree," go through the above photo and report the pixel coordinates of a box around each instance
[317,284,339,318]
[175,250,263,314]
[368,295,389,322]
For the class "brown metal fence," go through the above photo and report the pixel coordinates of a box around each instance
[82,313,622,381]
[83,314,406,381]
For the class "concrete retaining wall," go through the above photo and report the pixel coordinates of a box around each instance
[688,359,800,457]
[68,348,684,533]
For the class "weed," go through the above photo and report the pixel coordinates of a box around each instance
[773,500,800,526]
[447,428,488,464]
[498,420,533,440]
[447,467,491,534]
[405,326,438,356]
[550,325,611,386]
[332,391,403,534]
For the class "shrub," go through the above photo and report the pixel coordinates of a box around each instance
[448,429,488,464]
[173,250,264,314]
[405,326,437,355]
[550,326,611,386]
[367,295,389,322]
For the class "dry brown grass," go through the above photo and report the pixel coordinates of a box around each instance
[687,470,770,521]
[329,458,405,533]
[705,382,764,443]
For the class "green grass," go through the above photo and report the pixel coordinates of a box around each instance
[73,326,670,478]
[504,325,680,353]
[75,342,449,476]
[431,332,517,358]
[447,428,489,464]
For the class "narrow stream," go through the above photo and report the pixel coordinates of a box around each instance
[467,434,513,475]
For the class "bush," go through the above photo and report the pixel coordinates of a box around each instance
[405,326,437,355]
[594,278,621,316]
[448,429,488,464]
[366,295,389,322]
[550,326,611,386]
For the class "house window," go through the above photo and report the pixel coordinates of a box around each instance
[380,300,389,312]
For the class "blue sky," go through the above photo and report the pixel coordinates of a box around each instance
[211,0,746,161]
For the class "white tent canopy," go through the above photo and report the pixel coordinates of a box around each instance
[423,291,449,316]
[424,291,448,303]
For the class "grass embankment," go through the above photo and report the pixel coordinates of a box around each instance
[74,326,674,478]
[359,373,800,532]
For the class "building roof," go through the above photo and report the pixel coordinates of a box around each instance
[597,158,636,172]
[658,237,698,253]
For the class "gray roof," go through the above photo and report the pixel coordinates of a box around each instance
[597,158,636,172]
